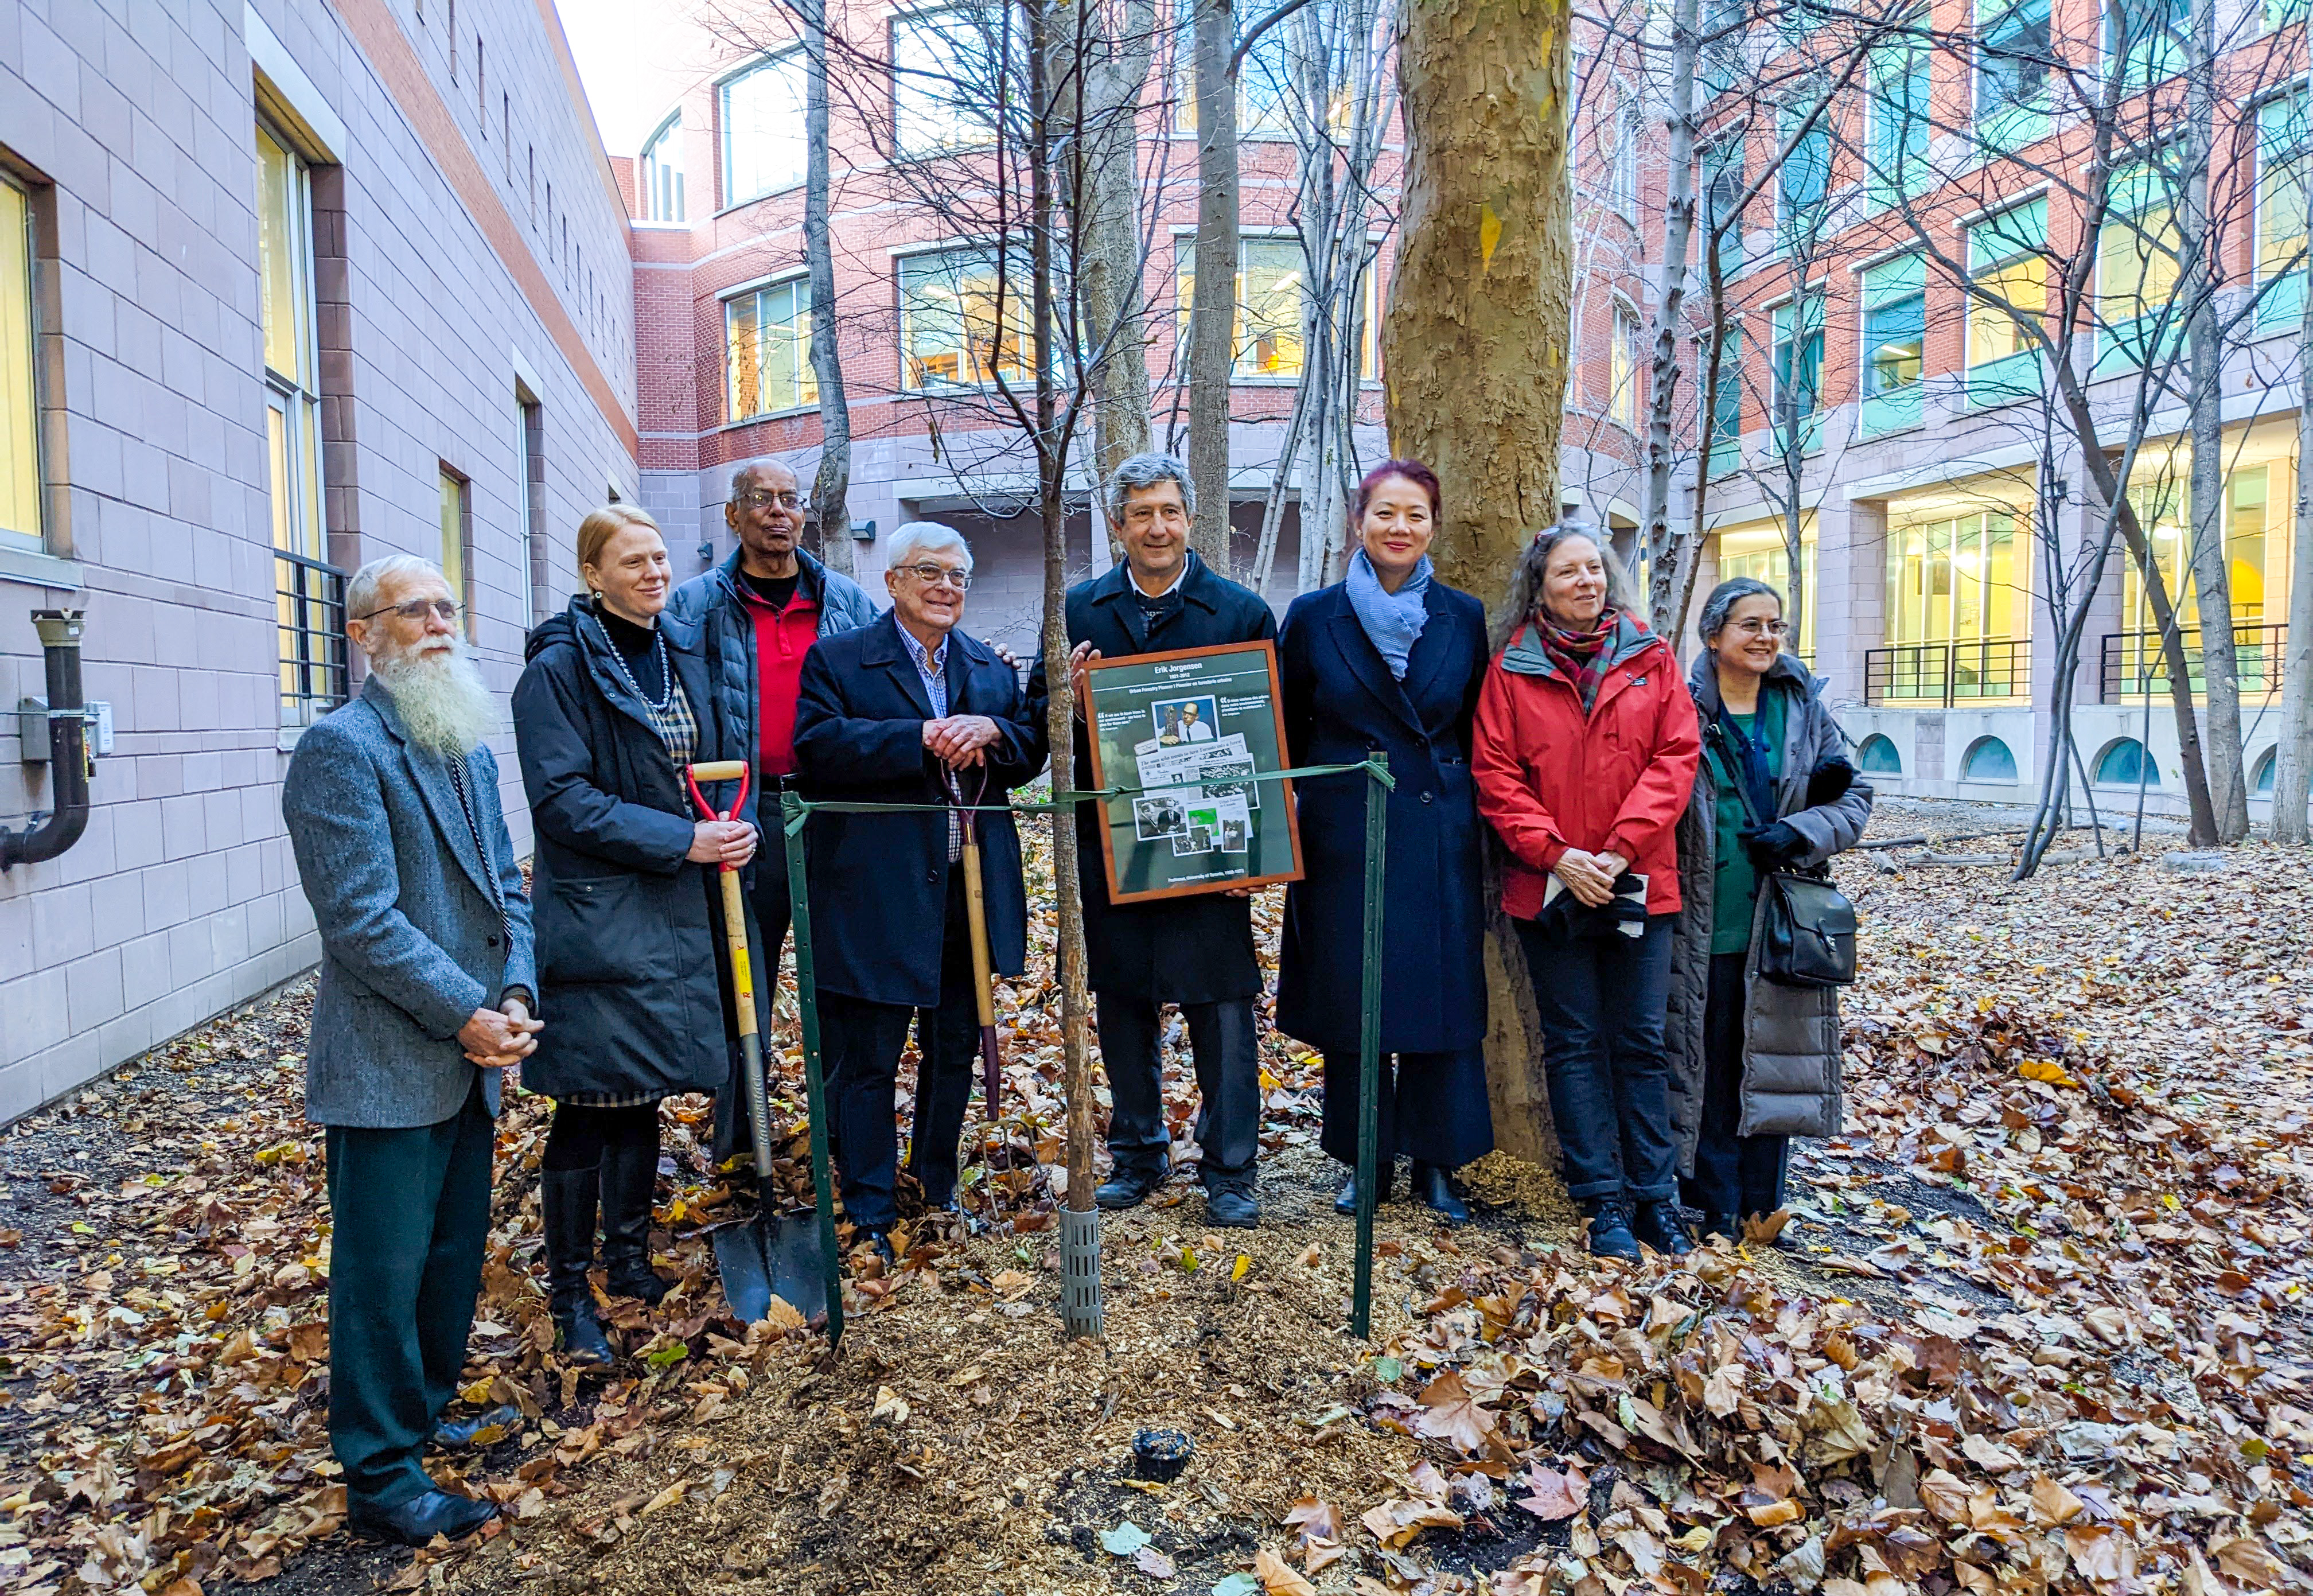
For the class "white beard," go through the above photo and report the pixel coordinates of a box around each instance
[369,639,499,758]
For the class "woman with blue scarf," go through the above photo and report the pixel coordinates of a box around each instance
[1276,462,1493,1220]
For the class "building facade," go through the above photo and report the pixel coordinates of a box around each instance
[0,0,637,1119]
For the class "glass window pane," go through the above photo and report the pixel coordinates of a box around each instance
[267,401,294,554]
[1866,291,1925,394]
[0,177,38,544]
[1237,239,1305,377]
[439,471,466,621]
[255,123,307,383]
[723,56,807,204]
[2260,92,2309,282]
[900,250,1030,389]
[641,112,684,222]
[727,291,762,418]
[895,9,1007,155]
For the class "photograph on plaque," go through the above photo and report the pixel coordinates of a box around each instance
[1082,640,1303,904]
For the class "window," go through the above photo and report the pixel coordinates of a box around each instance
[1861,251,1925,436]
[2093,738,2158,785]
[1702,138,1747,281]
[1777,104,1831,245]
[2097,161,2183,371]
[1177,24,1297,139]
[727,277,817,418]
[1718,521,1817,654]
[439,468,472,640]
[1885,507,2023,647]
[1867,36,1930,208]
[1611,99,1641,215]
[723,56,805,206]
[2123,464,2282,639]
[640,111,684,222]
[1770,289,1824,451]
[1966,198,2046,405]
[894,7,1011,156]
[1706,328,1743,476]
[2106,0,2187,88]
[515,395,544,624]
[899,247,1035,389]
[1960,736,2018,782]
[1976,0,2050,145]
[1175,236,1339,380]
[0,172,41,551]
[2258,91,2308,327]
[1610,301,1641,429]
[258,120,342,727]
[1856,734,1902,774]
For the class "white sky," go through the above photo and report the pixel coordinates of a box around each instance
[551,0,730,157]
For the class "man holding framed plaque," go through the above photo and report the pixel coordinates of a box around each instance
[1027,454,1283,1228]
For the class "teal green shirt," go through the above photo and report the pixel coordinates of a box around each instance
[1707,691,1786,955]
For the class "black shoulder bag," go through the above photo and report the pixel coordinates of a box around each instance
[1708,714,1858,988]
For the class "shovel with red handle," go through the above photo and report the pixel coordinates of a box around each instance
[686,759,827,1325]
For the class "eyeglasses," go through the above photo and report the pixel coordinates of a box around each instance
[357,599,462,624]
[738,489,805,512]
[1726,618,1789,638]
[898,563,972,590]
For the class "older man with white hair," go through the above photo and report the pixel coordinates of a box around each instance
[282,554,538,1547]
[792,522,1047,1256]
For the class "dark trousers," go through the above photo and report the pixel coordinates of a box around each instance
[323,1079,494,1515]
[1098,994,1259,1189]
[820,878,980,1232]
[1319,1046,1493,1171]
[543,1101,658,1171]
[1513,914,1678,1204]
[1683,950,1789,1217]
[715,829,796,1165]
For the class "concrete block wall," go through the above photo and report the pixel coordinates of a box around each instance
[0,0,636,1123]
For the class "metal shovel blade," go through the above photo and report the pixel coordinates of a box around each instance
[711,1207,829,1326]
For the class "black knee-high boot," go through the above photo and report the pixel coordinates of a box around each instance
[599,1137,672,1306]
[541,1167,612,1365]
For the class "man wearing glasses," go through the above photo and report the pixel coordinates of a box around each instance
[791,523,1047,1255]
[668,462,879,1158]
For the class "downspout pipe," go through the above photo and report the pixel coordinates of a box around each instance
[2,610,90,870]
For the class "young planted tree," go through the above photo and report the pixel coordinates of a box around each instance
[799,0,855,575]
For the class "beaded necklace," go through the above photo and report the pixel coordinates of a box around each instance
[594,597,676,713]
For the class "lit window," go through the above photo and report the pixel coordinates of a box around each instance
[898,248,1035,389]
[1862,251,1925,436]
[0,173,41,550]
[2098,162,2182,367]
[727,278,817,418]
[723,55,805,205]
[894,7,1011,156]
[257,120,344,726]
[1966,198,2046,401]
[2257,91,2308,327]
[640,111,684,222]
[1177,24,1297,138]
[439,468,472,639]
[1176,236,1339,380]
[1884,508,2023,646]
[1610,302,1641,430]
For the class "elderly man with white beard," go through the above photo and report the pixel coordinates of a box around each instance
[282,554,538,1547]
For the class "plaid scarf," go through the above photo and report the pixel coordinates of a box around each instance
[1537,605,1621,711]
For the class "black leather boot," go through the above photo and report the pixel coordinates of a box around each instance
[1632,1200,1695,1258]
[1409,1162,1471,1223]
[1582,1197,1642,1262]
[598,1142,673,1306]
[1334,1161,1395,1216]
[541,1168,612,1366]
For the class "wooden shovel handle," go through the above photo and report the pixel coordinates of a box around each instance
[959,838,996,1028]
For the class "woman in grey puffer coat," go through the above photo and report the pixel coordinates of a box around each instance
[1667,578,1872,1241]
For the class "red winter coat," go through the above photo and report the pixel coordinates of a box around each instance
[1471,613,1701,919]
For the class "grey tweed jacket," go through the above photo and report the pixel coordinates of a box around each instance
[283,678,538,1129]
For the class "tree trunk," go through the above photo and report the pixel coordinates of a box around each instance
[2273,258,2313,842]
[1189,0,1241,575]
[2182,0,2248,840]
[1077,0,1156,491]
[1383,0,1571,1170]
[800,0,853,578]
[1640,0,1699,617]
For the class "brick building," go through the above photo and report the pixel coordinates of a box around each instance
[0,0,637,1118]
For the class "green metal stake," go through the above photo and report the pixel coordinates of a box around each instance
[1350,753,1389,1340]
[781,790,847,1348]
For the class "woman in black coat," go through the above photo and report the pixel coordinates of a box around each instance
[512,505,757,1364]
[1276,461,1493,1220]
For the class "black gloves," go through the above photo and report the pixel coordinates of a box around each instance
[1805,754,1856,809]
[1741,820,1808,871]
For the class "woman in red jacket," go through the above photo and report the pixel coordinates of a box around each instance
[1472,523,1701,1261]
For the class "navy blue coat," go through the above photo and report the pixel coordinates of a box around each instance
[1275,581,1489,1054]
[793,613,1048,1007]
[512,600,743,1100]
[1026,554,1278,1004]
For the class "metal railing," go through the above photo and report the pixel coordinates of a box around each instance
[276,550,349,726]
[2100,624,2288,702]
[1863,639,2031,706]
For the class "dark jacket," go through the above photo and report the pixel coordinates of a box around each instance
[283,679,536,1128]
[665,546,881,805]
[512,598,744,1100]
[1668,653,1873,1163]
[793,612,1048,1007]
[1274,579,1488,1054]
[1026,553,1279,1004]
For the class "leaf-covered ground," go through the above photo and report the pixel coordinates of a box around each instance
[2,807,2308,1596]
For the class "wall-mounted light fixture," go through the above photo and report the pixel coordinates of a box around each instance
[853,519,877,542]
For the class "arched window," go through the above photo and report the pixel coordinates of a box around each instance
[1960,735,2017,783]
[1856,734,1902,774]
[639,111,683,223]
[2092,738,2158,787]
[2253,748,2277,795]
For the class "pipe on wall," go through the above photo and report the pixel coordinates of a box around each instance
[2,610,91,871]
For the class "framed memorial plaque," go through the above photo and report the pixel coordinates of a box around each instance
[1082,640,1304,904]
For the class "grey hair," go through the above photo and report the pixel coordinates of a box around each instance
[347,554,447,627]
[730,460,796,499]
[886,520,972,571]
[1103,451,1196,524]
[1696,576,1784,647]
[1492,519,1641,651]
